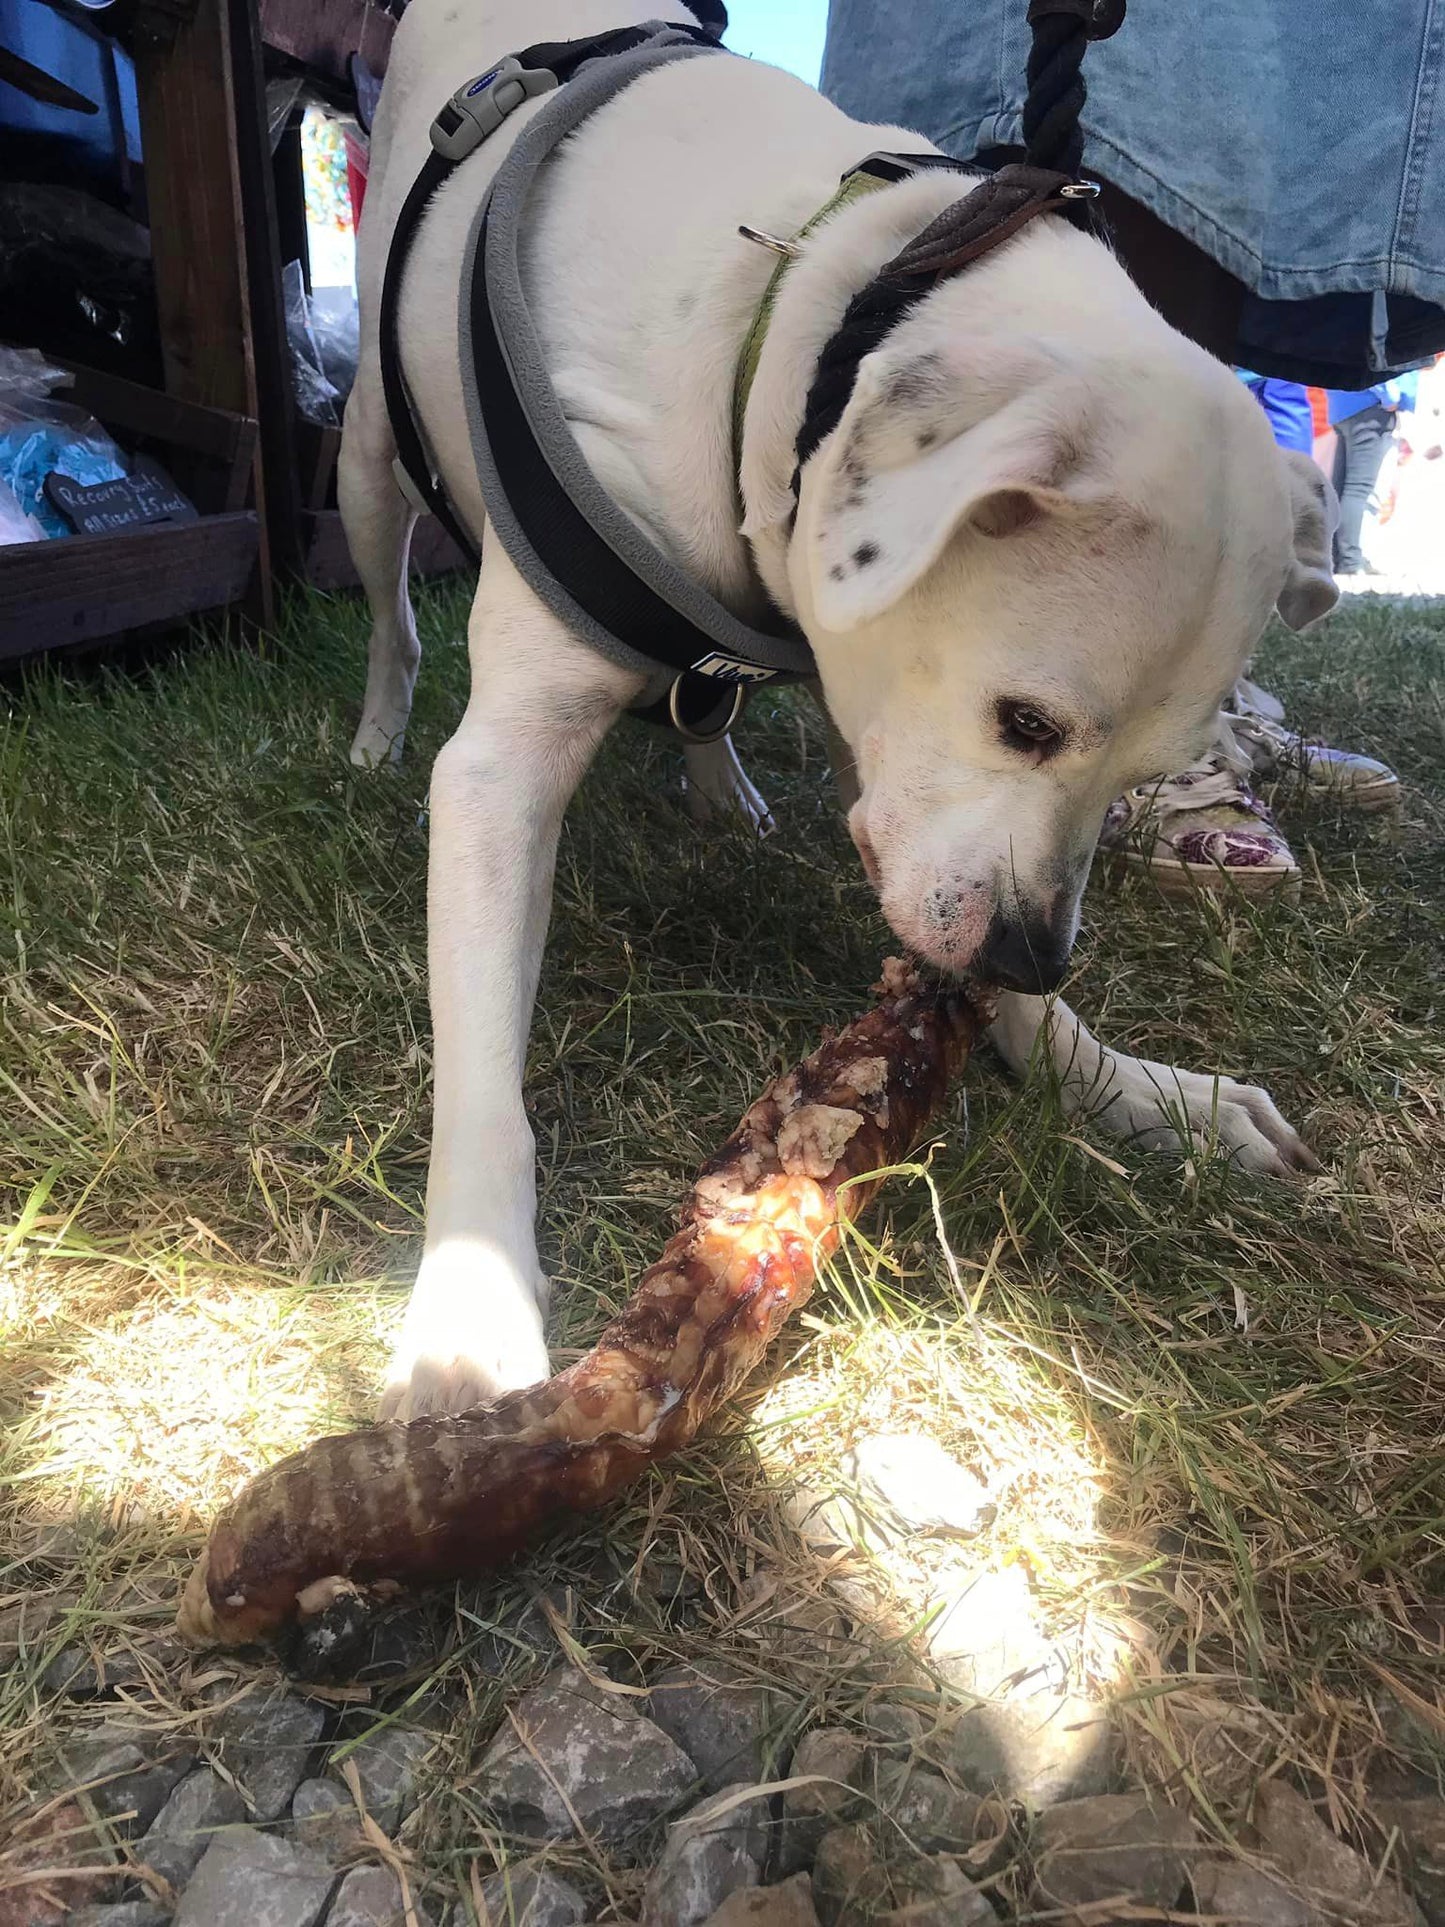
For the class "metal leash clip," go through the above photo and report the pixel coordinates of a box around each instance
[430,57,560,162]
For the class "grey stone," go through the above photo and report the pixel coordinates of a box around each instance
[174,1826,335,1927]
[837,1434,995,1544]
[211,1687,327,1823]
[468,1867,588,1925]
[641,1784,771,1927]
[66,1909,170,1927]
[1253,1780,1425,1927]
[60,1726,197,1837]
[810,1826,991,1927]
[648,1665,780,1792]
[877,1859,994,1927]
[810,1825,889,1925]
[476,1666,694,1843]
[1374,1798,1445,1927]
[1191,1860,1315,1926]
[1032,1793,1199,1916]
[931,1568,1115,1806]
[43,1638,190,1702]
[327,1865,435,1927]
[776,1729,868,1878]
[136,1766,246,1890]
[700,1876,822,1927]
[872,1761,985,1855]
[943,1688,1115,1807]
[292,1778,363,1861]
[860,1705,926,1754]
[345,1727,434,1833]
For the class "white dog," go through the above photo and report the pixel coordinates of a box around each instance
[340,0,1337,1419]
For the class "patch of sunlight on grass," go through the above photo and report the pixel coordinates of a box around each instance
[2,1253,394,1532]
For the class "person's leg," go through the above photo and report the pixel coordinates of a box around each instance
[1333,404,1395,571]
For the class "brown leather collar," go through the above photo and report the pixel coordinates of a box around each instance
[879,162,1086,285]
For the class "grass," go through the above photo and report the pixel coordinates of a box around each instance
[1,582,1443,1919]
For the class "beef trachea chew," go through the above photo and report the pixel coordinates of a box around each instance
[178,961,986,1654]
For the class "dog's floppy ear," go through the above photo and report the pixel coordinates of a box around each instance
[801,354,1085,633]
[1276,447,1340,631]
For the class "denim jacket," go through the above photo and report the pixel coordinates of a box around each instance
[821,0,1445,384]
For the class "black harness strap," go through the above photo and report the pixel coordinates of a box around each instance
[380,23,719,576]
[466,225,797,694]
[380,21,792,739]
[380,149,478,568]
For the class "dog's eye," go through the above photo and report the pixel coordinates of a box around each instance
[998,700,1065,754]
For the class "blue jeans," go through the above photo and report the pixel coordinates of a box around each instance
[1332,405,1396,571]
[821,0,1445,385]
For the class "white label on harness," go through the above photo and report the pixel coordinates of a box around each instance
[690,654,775,684]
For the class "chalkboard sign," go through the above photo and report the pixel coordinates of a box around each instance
[44,456,199,538]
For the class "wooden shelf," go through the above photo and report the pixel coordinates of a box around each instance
[0,513,260,660]
[304,510,468,592]
[258,0,395,88]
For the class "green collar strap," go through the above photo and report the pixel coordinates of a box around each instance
[731,163,898,473]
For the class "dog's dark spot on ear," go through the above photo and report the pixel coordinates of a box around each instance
[675,290,696,319]
[852,541,880,569]
[884,352,947,411]
[916,429,937,450]
[829,564,846,581]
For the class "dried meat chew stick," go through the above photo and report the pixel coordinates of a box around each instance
[178,960,986,1655]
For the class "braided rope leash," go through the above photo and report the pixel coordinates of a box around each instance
[1023,0,1127,180]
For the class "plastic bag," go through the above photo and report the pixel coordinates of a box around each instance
[283,260,345,425]
[0,479,41,546]
[311,284,360,402]
[0,345,128,540]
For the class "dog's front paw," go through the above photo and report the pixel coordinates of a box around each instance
[380,1241,552,1420]
[1091,1057,1322,1179]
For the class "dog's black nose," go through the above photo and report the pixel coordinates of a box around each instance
[975,910,1073,994]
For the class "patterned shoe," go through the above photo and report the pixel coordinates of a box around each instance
[1100,746,1301,899]
[1224,700,1400,813]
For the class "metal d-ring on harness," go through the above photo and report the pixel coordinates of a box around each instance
[378,3,1123,742]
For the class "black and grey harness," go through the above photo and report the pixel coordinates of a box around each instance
[378,4,1123,741]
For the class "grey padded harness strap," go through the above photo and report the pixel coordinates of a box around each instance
[455,32,816,706]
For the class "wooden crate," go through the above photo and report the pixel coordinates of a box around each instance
[0,363,261,661]
[294,419,470,590]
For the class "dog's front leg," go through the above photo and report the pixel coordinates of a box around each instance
[381,553,636,1420]
[988,992,1321,1178]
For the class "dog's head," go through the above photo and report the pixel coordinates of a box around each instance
[789,285,1337,991]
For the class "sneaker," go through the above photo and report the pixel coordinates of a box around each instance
[1232,674,1285,724]
[1225,692,1400,813]
[1100,743,1301,899]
